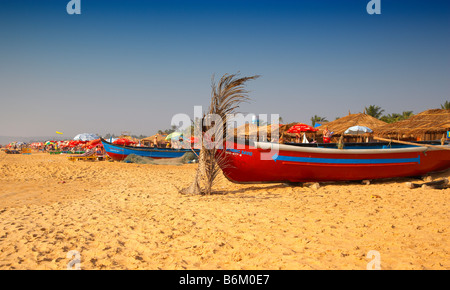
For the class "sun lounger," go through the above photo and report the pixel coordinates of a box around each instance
[67,150,98,161]
[96,153,105,161]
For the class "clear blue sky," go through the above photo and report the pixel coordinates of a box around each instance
[1,0,449,138]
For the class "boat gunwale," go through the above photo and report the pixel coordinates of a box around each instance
[252,141,449,155]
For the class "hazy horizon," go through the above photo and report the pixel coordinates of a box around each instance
[1,0,449,138]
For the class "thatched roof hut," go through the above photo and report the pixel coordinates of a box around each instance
[315,113,387,136]
[231,123,281,139]
[375,109,450,141]
[141,134,168,145]
[232,124,256,137]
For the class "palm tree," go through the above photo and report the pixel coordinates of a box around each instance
[380,113,401,123]
[380,111,414,123]
[441,101,450,109]
[311,115,328,127]
[180,73,260,195]
[401,111,414,119]
[365,105,385,119]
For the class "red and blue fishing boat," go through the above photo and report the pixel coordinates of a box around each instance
[101,138,199,161]
[220,140,450,183]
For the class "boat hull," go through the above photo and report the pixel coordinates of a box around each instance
[220,141,450,183]
[101,139,199,161]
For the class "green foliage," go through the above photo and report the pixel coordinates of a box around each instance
[311,115,328,127]
[380,111,414,123]
[365,105,385,119]
[157,125,177,135]
[441,101,450,109]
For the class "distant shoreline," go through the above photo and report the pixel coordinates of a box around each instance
[0,136,67,145]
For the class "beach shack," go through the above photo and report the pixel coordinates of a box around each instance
[231,123,281,142]
[375,109,450,142]
[315,113,387,143]
[141,134,168,147]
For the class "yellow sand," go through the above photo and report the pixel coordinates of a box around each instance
[0,151,448,270]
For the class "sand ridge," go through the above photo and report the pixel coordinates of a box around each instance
[0,151,448,269]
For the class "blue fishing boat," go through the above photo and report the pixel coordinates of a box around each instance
[101,138,199,161]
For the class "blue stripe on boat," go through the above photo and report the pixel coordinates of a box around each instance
[272,154,421,165]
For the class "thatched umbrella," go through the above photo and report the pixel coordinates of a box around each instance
[248,123,282,139]
[375,109,450,141]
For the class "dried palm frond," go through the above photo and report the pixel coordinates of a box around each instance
[180,73,260,195]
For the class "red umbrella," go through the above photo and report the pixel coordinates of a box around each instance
[287,123,318,133]
[86,138,101,147]
[68,140,86,147]
[189,136,199,143]
[87,143,103,149]
[113,138,136,146]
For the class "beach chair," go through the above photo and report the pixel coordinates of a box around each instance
[67,150,98,162]
[96,153,105,161]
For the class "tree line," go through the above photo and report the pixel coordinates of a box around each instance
[309,101,449,126]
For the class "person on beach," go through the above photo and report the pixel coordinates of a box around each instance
[323,126,332,143]
[96,145,103,156]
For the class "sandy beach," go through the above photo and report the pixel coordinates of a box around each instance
[0,150,448,270]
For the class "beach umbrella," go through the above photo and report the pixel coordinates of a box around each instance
[73,133,99,141]
[113,138,136,146]
[86,138,101,147]
[165,132,182,141]
[68,140,84,147]
[189,136,199,143]
[287,123,318,133]
[87,143,103,149]
[344,126,373,135]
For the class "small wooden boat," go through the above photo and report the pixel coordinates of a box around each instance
[219,140,450,183]
[101,138,199,161]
